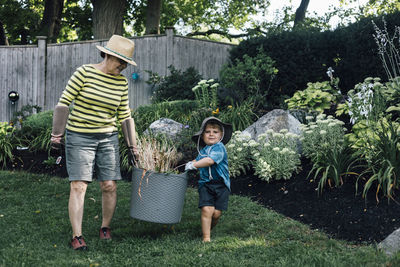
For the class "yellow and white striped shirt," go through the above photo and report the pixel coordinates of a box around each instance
[58,64,131,133]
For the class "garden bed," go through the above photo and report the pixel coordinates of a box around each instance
[8,151,400,245]
[229,158,400,245]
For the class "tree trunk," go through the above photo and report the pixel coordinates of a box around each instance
[37,0,64,43]
[91,0,126,40]
[0,20,8,45]
[145,0,162,35]
[293,0,310,28]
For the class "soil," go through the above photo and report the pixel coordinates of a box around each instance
[7,151,400,244]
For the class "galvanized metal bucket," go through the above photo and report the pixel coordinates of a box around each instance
[130,167,188,224]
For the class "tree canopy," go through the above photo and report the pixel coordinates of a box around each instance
[1,0,400,45]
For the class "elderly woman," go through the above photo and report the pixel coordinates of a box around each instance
[51,35,138,250]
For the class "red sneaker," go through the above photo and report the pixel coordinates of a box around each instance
[99,227,112,240]
[70,236,88,250]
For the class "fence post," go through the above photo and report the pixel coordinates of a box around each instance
[37,36,47,110]
[165,27,174,75]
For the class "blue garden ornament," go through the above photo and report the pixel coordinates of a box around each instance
[132,72,139,81]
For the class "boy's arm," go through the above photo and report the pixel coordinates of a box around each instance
[193,157,214,168]
[185,157,215,171]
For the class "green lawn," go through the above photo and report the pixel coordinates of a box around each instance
[0,170,398,266]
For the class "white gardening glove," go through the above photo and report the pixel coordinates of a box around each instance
[185,161,197,171]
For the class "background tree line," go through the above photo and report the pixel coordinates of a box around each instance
[0,0,399,45]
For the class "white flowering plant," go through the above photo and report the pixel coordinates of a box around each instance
[251,129,301,182]
[192,79,219,110]
[226,131,252,177]
[301,114,357,193]
[345,77,386,124]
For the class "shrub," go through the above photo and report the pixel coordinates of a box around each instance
[226,131,252,177]
[15,110,53,152]
[251,129,300,182]
[285,81,340,113]
[219,47,278,113]
[147,65,202,102]
[301,114,356,192]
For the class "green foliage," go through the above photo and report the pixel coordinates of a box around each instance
[309,142,359,194]
[285,81,339,113]
[226,131,252,177]
[346,77,387,124]
[301,114,357,192]
[383,77,400,117]
[357,119,400,200]
[219,47,278,112]
[0,122,16,169]
[192,79,219,110]
[147,66,202,103]
[10,104,42,128]
[229,11,400,101]
[251,129,301,182]
[218,100,257,131]
[14,110,53,153]
[132,100,200,135]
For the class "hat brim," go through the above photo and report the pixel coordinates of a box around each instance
[96,45,137,66]
[191,117,232,147]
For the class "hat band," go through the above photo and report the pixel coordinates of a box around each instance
[103,47,131,61]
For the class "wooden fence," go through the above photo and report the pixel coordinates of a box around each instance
[0,29,234,122]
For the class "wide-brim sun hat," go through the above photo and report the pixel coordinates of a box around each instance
[191,116,233,147]
[96,35,137,66]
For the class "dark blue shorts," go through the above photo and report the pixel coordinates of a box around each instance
[198,180,230,211]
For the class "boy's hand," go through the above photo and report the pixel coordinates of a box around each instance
[185,161,197,171]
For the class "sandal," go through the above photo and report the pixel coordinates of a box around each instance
[99,227,112,240]
[70,236,88,250]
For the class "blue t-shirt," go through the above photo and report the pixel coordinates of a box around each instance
[196,142,230,191]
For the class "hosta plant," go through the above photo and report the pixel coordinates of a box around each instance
[285,81,339,113]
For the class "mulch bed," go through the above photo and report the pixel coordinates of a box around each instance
[7,151,400,244]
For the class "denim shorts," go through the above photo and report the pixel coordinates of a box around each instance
[198,180,230,211]
[65,130,122,182]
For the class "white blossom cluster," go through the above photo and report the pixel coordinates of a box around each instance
[226,129,301,181]
[226,131,252,177]
[252,129,300,182]
[346,77,385,124]
[300,114,346,161]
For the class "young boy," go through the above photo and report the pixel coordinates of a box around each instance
[185,117,232,242]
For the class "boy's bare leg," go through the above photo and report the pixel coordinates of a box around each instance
[211,210,222,230]
[201,206,215,242]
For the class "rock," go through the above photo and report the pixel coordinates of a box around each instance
[378,228,400,257]
[243,109,302,141]
[144,118,184,140]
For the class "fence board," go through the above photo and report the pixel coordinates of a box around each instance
[0,33,234,122]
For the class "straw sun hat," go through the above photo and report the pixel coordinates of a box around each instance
[96,35,137,66]
[191,117,233,148]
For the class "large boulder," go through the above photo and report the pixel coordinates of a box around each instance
[243,109,302,141]
[378,228,400,257]
[144,118,184,140]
